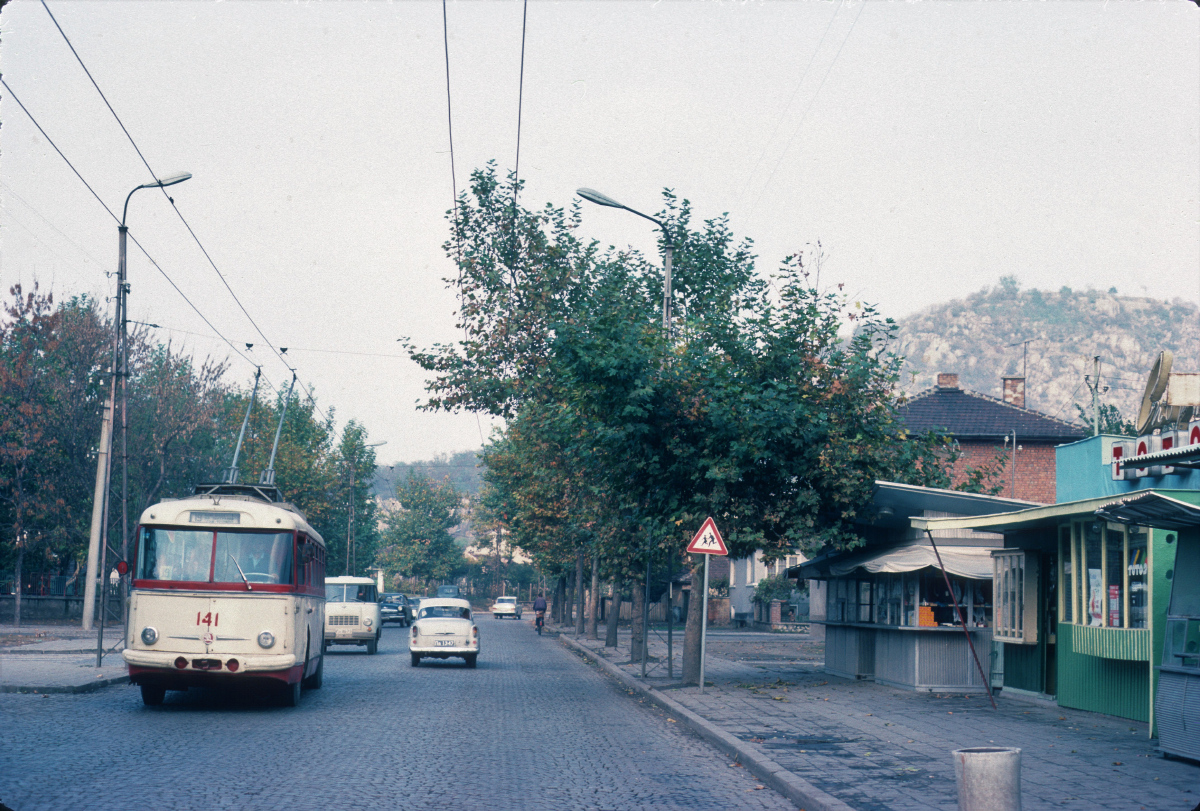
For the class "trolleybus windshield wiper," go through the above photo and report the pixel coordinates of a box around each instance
[228,552,252,591]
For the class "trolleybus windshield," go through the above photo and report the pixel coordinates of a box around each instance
[137,528,294,584]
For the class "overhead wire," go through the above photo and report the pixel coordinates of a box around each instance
[736,0,844,205]
[513,0,529,212]
[0,76,261,379]
[40,0,324,420]
[749,0,868,218]
[441,0,487,447]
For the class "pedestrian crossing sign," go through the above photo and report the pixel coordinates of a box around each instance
[686,517,728,556]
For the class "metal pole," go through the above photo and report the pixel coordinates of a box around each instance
[699,553,710,694]
[225,369,261,484]
[925,530,996,709]
[1092,356,1101,436]
[666,548,674,679]
[347,451,356,574]
[119,225,130,625]
[641,540,650,677]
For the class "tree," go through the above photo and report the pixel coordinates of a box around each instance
[375,472,464,586]
[412,166,964,683]
[0,286,65,626]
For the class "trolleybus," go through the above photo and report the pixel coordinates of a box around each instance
[122,482,326,706]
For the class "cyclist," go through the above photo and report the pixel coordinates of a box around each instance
[532,593,547,635]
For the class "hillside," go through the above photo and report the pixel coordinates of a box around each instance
[891,279,1200,426]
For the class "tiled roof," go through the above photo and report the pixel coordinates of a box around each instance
[898,386,1087,441]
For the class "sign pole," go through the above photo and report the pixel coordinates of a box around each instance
[699,553,709,695]
[686,516,728,694]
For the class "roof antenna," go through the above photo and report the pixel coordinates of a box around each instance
[224,368,262,484]
[260,372,297,486]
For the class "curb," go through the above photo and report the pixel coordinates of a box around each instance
[0,674,129,694]
[559,634,856,811]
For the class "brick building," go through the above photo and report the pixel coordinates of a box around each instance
[898,373,1086,504]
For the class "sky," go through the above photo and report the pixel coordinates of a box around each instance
[2,0,1197,465]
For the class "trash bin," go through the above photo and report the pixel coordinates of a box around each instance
[952,747,1021,811]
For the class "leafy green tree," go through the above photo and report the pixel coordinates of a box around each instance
[412,165,963,682]
[375,471,464,586]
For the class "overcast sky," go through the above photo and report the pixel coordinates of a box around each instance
[2,0,1197,465]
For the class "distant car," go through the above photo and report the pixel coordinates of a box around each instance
[380,593,412,626]
[409,598,479,668]
[436,584,462,599]
[491,596,522,619]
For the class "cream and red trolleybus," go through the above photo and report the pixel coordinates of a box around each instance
[122,482,327,706]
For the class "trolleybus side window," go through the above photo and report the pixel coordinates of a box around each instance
[212,531,294,585]
[137,528,213,582]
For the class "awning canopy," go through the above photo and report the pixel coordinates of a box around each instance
[790,543,997,581]
[1093,491,1200,530]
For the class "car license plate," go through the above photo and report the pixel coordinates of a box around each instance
[337,629,352,638]
[436,640,455,647]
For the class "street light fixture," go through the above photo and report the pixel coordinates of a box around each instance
[576,186,675,679]
[85,172,191,660]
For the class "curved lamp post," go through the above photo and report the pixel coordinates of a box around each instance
[86,172,190,659]
[576,187,676,680]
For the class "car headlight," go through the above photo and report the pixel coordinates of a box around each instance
[140,626,158,645]
[257,631,276,649]
[363,618,374,628]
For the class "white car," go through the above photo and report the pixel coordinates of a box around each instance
[409,598,479,668]
[491,596,522,619]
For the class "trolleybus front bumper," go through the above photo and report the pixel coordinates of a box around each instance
[123,649,300,684]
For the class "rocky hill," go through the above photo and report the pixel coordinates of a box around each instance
[891,278,1200,427]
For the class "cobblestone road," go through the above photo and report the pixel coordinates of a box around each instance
[0,620,794,811]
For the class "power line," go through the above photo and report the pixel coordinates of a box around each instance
[513,0,529,211]
[442,0,463,269]
[0,76,260,378]
[749,0,867,218]
[41,0,327,423]
[736,0,844,205]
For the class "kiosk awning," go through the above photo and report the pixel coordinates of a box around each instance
[1093,491,1200,530]
[792,543,997,580]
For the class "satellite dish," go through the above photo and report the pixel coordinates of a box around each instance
[1136,350,1173,434]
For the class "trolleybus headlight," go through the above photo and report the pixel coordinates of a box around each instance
[257,631,276,649]
[140,626,158,645]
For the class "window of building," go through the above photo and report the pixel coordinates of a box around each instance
[993,551,1037,643]
[824,572,990,629]
[1060,520,1149,629]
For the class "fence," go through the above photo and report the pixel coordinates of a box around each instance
[0,593,122,624]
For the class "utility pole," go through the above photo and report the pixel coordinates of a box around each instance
[1084,356,1107,436]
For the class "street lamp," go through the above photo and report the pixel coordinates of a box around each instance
[84,172,191,645]
[347,440,387,574]
[576,187,675,679]
[576,188,673,335]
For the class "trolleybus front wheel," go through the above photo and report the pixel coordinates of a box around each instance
[303,651,324,689]
[140,684,166,706]
[280,679,301,707]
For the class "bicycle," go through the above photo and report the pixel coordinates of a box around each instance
[535,610,545,635]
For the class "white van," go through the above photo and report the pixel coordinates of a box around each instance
[324,576,382,654]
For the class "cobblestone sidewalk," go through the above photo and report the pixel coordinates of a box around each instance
[562,626,1200,811]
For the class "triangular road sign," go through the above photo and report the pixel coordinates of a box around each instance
[687,516,728,556]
